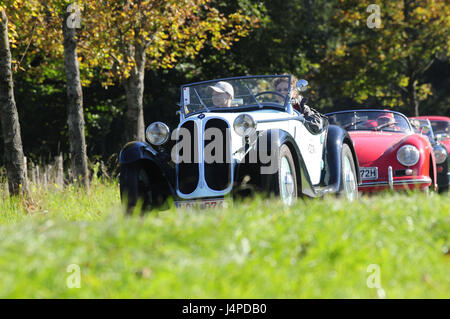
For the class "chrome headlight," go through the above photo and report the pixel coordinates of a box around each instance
[397,144,420,167]
[233,114,256,136]
[434,146,448,164]
[145,122,170,145]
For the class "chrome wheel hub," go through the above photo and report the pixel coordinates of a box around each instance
[343,157,357,201]
[280,156,295,205]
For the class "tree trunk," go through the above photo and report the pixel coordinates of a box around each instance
[0,10,27,195]
[403,3,420,116]
[303,0,314,25]
[62,19,89,188]
[123,45,146,142]
[407,79,420,116]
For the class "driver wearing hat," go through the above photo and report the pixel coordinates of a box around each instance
[209,81,234,107]
[377,112,395,128]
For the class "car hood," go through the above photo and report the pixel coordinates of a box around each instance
[348,131,411,165]
[183,108,291,123]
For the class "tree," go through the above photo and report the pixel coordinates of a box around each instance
[62,3,89,188]
[0,6,26,195]
[187,0,337,110]
[0,1,90,188]
[88,0,258,141]
[21,1,91,187]
[323,0,450,115]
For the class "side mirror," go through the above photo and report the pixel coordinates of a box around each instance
[296,79,309,92]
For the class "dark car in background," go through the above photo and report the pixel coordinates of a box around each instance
[409,117,449,193]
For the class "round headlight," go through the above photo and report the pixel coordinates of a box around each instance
[397,144,420,167]
[145,122,170,145]
[233,114,256,137]
[434,146,448,164]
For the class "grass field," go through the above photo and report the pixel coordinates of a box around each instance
[0,180,449,298]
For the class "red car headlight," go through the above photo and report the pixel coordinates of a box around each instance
[396,144,420,167]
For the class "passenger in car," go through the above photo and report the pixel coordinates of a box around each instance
[274,76,324,134]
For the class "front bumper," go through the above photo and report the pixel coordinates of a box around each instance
[359,165,432,192]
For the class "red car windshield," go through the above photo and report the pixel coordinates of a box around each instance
[327,111,412,133]
[429,120,450,136]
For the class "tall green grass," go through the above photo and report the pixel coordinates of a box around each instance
[0,179,120,223]
[0,182,449,298]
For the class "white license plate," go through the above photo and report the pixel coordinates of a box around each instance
[360,167,378,180]
[175,199,228,209]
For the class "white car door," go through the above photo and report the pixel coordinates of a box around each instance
[290,120,325,185]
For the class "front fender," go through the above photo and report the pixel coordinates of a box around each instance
[120,141,158,164]
[321,125,361,194]
[119,141,176,194]
[234,129,316,197]
[396,135,437,191]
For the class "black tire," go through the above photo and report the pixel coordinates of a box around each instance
[263,144,298,205]
[339,143,358,200]
[119,161,155,213]
[438,185,448,194]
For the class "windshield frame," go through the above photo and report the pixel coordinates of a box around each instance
[179,75,292,117]
[326,109,414,133]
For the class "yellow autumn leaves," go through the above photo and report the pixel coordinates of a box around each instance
[2,0,258,86]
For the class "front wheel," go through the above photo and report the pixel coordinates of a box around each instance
[264,144,298,205]
[120,161,154,213]
[339,143,358,201]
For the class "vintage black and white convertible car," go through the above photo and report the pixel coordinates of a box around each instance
[119,75,360,210]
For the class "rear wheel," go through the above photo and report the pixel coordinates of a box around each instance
[339,144,358,201]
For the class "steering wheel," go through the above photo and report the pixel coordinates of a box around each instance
[254,91,286,99]
[375,121,398,131]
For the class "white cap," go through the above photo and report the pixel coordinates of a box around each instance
[208,81,234,98]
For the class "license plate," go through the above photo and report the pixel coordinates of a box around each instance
[175,198,228,209]
[360,167,378,180]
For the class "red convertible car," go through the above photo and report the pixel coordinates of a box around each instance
[326,110,437,193]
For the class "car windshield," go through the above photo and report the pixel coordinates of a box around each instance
[429,120,450,137]
[180,75,292,115]
[327,110,412,133]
